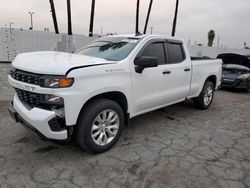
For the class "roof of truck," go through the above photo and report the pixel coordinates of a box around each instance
[104,34,183,42]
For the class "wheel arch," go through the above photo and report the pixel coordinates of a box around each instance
[194,74,217,98]
[77,91,130,126]
[205,75,217,88]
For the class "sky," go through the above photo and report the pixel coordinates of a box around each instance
[0,0,249,48]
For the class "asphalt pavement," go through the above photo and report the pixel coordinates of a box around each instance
[0,63,250,188]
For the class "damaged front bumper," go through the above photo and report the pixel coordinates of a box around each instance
[8,94,69,141]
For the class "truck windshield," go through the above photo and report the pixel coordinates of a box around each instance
[76,37,140,61]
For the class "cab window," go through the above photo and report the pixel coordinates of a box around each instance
[141,43,166,65]
[166,43,185,64]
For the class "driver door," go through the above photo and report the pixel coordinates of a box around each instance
[131,40,171,115]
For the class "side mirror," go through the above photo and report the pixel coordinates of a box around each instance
[134,56,158,73]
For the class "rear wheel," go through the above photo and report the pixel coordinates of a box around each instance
[76,99,124,154]
[193,81,215,110]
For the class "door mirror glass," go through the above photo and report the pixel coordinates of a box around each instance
[134,56,158,73]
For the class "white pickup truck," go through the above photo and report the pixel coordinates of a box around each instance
[8,34,222,153]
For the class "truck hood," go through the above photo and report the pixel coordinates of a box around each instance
[12,51,114,75]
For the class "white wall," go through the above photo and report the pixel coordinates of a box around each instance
[0,28,4,61]
[1,27,250,61]
[0,28,94,62]
[188,45,250,58]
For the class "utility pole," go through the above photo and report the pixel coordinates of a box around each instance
[171,0,179,37]
[28,12,34,30]
[9,22,14,35]
[135,0,140,34]
[67,0,72,35]
[150,26,154,34]
[49,0,59,34]
[143,0,153,34]
[217,35,220,47]
[89,0,96,37]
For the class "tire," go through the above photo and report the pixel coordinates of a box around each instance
[76,98,124,154]
[246,81,250,92]
[193,81,215,110]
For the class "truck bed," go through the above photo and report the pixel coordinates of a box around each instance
[191,56,214,60]
[188,58,222,98]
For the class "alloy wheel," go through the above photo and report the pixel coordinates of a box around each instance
[91,110,120,146]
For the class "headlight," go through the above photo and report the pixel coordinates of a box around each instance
[238,73,250,79]
[40,76,74,88]
[41,94,64,105]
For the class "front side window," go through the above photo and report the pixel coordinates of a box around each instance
[141,43,166,65]
[76,37,140,61]
[167,43,185,64]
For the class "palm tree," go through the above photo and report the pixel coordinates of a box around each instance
[89,0,96,37]
[143,0,153,34]
[135,0,140,34]
[49,0,59,34]
[67,0,72,35]
[208,30,215,47]
[171,0,179,37]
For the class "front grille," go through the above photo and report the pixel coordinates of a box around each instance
[15,88,41,107]
[11,69,64,110]
[15,88,63,110]
[10,69,41,85]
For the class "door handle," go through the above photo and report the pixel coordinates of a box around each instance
[184,68,191,72]
[162,70,171,74]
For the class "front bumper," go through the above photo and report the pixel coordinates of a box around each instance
[221,78,249,89]
[8,94,68,141]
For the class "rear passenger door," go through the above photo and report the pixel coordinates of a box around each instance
[162,41,191,103]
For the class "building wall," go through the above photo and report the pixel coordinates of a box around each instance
[1,27,250,62]
[188,45,250,58]
[0,28,3,61]
[0,28,94,62]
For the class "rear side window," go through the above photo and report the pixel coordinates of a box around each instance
[141,43,166,65]
[167,43,185,64]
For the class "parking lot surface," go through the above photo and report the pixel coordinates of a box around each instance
[0,63,250,188]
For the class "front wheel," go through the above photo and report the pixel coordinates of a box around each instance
[76,99,124,154]
[193,81,215,110]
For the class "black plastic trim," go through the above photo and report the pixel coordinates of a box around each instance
[125,113,130,126]
[66,63,114,76]
[167,39,183,44]
[48,117,66,132]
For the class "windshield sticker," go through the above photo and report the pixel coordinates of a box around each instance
[122,39,138,43]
